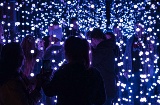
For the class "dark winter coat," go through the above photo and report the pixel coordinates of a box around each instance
[91,40,117,99]
[0,72,41,105]
[42,63,106,105]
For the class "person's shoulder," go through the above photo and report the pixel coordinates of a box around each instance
[86,67,103,83]
[87,67,101,76]
[53,63,75,79]
[98,40,109,48]
[54,63,68,74]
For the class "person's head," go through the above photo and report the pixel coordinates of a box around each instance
[0,42,24,72]
[21,35,38,61]
[49,21,59,30]
[70,17,79,30]
[90,28,106,48]
[64,36,90,68]
[36,38,45,50]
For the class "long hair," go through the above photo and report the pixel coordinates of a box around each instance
[21,35,38,76]
[64,36,90,68]
[21,35,38,61]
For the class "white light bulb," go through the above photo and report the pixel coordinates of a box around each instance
[31,50,34,54]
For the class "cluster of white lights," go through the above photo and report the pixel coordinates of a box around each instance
[0,1,107,104]
[1,0,160,104]
[111,0,160,104]
[12,0,107,37]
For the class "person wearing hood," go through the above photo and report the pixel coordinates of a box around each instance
[90,28,117,105]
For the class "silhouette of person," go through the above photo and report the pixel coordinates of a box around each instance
[90,28,117,105]
[43,21,64,105]
[42,36,106,105]
[0,42,42,105]
[64,17,81,39]
[105,32,121,75]
[44,21,64,71]
[21,35,42,77]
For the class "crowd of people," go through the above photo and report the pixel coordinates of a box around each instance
[0,17,159,105]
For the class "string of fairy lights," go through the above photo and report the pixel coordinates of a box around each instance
[0,0,108,104]
[13,0,107,38]
[110,0,160,104]
[0,0,107,42]
[0,0,160,104]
